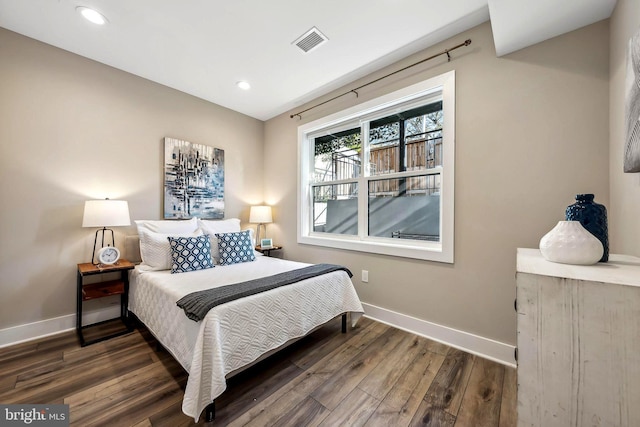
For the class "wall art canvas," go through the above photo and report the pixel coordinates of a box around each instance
[624,27,640,173]
[164,137,224,219]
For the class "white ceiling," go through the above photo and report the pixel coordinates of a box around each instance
[488,0,617,56]
[0,0,617,121]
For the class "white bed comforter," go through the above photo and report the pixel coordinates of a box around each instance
[128,256,364,421]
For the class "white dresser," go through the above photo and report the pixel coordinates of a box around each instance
[516,248,640,427]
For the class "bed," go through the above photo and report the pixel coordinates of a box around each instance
[125,218,364,421]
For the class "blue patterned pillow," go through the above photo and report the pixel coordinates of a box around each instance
[168,235,214,273]
[216,230,256,265]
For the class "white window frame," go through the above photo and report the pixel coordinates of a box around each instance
[297,71,455,263]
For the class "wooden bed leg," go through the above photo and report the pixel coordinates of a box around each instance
[205,401,215,422]
[341,313,347,333]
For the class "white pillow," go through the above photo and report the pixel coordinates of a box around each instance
[135,217,198,234]
[138,228,203,271]
[198,218,241,262]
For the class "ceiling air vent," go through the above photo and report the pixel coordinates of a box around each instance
[293,27,328,53]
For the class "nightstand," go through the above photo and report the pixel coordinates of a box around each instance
[76,259,135,346]
[255,245,282,257]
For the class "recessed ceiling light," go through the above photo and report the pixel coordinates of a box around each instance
[77,7,108,25]
[236,81,251,90]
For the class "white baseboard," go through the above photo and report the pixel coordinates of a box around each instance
[2,302,516,368]
[0,306,121,348]
[362,302,516,368]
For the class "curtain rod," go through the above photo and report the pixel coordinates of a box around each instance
[290,38,472,119]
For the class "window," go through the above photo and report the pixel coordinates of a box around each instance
[298,71,455,262]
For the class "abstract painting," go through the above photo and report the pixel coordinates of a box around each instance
[164,137,224,219]
[624,27,640,173]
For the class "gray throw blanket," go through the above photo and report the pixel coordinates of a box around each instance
[176,263,353,322]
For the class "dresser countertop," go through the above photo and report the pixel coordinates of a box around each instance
[516,248,640,287]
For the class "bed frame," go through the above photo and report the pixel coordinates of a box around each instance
[202,312,348,422]
[131,307,350,422]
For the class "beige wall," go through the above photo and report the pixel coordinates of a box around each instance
[264,21,610,345]
[0,18,616,348]
[609,0,640,257]
[0,28,264,330]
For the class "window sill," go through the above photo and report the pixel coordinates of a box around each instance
[298,234,453,263]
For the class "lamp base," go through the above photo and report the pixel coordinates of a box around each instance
[255,223,267,244]
[91,227,116,265]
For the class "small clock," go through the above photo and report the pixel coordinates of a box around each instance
[97,246,120,265]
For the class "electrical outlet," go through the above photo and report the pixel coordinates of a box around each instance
[361,270,369,283]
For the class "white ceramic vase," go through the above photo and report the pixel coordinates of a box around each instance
[539,221,603,265]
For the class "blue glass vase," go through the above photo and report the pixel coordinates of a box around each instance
[565,194,608,262]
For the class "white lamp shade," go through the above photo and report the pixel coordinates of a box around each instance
[82,200,131,227]
[249,205,272,223]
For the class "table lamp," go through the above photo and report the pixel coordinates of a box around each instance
[82,199,131,264]
[249,205,272,244]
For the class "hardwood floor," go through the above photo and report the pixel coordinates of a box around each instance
[0,317,516,426]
